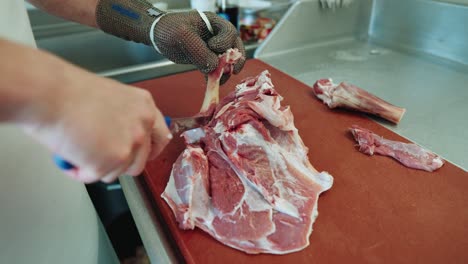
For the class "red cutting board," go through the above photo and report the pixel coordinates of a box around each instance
[134,59,468,264]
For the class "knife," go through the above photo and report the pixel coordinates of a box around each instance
[53,115,210,170]
[164,115,210,134]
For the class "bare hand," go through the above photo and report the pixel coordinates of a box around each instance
[23,73,171,183]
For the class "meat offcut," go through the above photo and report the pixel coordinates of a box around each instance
[312,79,406,124]
[350,125,444,172]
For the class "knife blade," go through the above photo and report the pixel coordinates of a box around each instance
[53,115,210,170]
[165,115,210,134]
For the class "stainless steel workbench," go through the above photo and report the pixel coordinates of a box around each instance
[255,0,468,170]
[120,0,468,263]
[258,38,468,170]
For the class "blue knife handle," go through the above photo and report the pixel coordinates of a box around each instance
[164,116,172,127]
[53,116,173,170]
[53,154,75,170]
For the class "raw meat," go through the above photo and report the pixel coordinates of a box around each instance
[162,69,334,254]
[312,79,406,124]
[349,125,444,172]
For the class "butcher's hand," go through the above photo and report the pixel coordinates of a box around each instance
[96,0,246,84]
[152,11,246,84]
[24,72,171,184]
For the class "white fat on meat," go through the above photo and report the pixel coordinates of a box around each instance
[162,70,333,254]
[224,124,327,217]
[182,128,206,144]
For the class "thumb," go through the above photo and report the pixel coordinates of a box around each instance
[148,109,172,160]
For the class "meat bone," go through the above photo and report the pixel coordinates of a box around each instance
[168,48,243,134]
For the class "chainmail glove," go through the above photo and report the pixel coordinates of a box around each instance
[96,0,246,83]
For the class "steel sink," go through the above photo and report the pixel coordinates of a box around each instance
[36,30,167,73]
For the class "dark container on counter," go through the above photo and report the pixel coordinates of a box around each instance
[216,0,239,29]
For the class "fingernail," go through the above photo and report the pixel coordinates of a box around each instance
[167,133,173,140]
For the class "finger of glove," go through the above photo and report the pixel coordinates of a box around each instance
[180,29,220,74]
[205,13,238,54]
[162,50,192,65]
[233,37,246,74]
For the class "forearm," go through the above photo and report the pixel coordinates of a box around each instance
[0,38,82,125]
[28,0,246,78]
[28,0,99,28]
[29,0,160,44]
[0,41,172,184]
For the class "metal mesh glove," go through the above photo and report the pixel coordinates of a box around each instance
[154,11,245,76]
[96,0,246,82]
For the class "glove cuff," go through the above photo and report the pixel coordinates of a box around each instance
[149,10,213,54]
[96,0,166,46]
